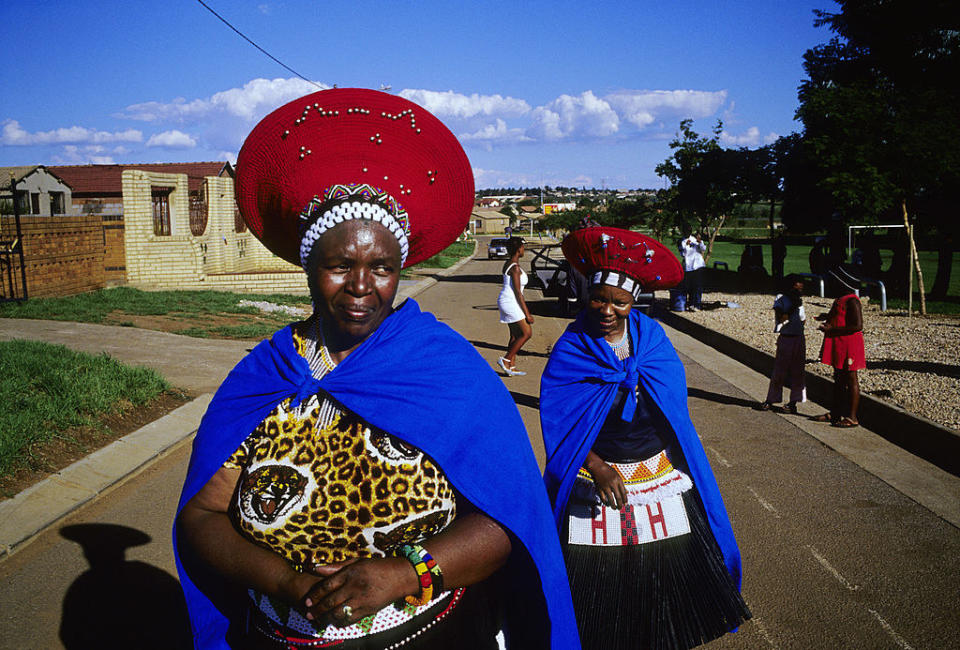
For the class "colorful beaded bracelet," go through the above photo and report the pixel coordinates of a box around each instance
[397,543,444,606]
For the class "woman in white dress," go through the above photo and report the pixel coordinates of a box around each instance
[497,237,534,376]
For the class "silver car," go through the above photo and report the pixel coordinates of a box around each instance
[487,238,510,259]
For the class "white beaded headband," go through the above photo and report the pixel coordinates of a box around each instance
[589,270,645,300]
[298,183,411,269]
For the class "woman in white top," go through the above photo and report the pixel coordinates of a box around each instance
[497,237,534,376]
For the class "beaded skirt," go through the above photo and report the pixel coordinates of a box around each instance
[562,488,751,650]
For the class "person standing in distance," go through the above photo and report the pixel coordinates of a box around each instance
[679,232,707,311]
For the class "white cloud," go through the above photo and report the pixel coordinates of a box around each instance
[52,145,115,165]
[604,90,728,129]
[146,130,197,148]
[719,126,779,147]
[1,119,142,146]
[257,4,272,14]
[218,150,238,165]
[118,78,328,123]
[527,91,620,141]
[459,118,530,145]
[399,89,530,120]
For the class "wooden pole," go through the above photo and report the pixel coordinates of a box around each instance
[908,224,913,317]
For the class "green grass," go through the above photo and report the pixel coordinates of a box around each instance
[177,323,282,339]
[677,241,960,303]
[0,340,169,478]
[413,240,476,269]
[0,286,310,323]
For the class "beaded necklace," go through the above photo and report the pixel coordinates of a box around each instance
[607,328,631,361]
[306,318,337,379]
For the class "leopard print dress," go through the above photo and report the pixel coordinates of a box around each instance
[224,324,465,645]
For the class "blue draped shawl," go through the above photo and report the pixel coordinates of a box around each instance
[539,309,742,588]
[174,299,578,649]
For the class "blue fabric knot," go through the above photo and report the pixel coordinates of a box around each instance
[596,367,640,422]
[292,376,322,408]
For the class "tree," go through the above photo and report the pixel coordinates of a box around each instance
[796,0,960,312]
[655,119,741,262]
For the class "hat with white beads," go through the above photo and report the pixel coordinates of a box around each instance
[235,87,474,268]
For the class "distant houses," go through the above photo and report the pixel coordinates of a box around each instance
[0,162,305,299]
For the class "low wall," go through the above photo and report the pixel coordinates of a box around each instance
[657,306,960,477]
[0,215,105,298]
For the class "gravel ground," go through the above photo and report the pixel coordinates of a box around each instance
[673,292,960,431]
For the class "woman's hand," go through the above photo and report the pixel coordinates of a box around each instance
[303,557,416,626]
[525,314,535,324]
[584,452,627,509]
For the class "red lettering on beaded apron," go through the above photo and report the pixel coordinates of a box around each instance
[619,506,640,544]
[592,505,608,545]
[646,502,668,540]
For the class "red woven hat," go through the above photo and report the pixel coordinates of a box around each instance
[562,227,683,296]
[235,87,474,268]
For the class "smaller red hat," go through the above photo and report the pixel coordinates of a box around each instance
[562,227,683,296]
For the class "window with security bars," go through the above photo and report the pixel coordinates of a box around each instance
[190,183,208,236]
[49,191,65,215]
[234,203,247,233]
[152,188,172,236]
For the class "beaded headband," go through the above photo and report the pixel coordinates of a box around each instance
[299,183,411,268]
[589,270,645,300]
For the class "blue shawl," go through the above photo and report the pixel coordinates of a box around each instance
[540,309,742,588]
[174,299,578,649]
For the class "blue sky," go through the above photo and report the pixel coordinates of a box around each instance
[0,0,836,189]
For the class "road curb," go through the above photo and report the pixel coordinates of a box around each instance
[0,394,212,560]
[657,307,960,477]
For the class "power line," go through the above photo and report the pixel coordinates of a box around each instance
[195,0,324,89]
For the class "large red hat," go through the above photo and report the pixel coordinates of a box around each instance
[562,227,683,296]
[235,88,474,268]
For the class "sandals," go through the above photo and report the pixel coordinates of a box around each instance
[809,413,835,423]
[497,357,527,377]
[832,417,859,428]
[780,402,798,415]
[756,401,774,411]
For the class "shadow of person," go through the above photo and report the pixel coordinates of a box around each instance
[59,523,192,649]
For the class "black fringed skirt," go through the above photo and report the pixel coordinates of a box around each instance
[563,489,751,650]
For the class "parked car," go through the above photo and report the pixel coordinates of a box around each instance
[487,238,510,259]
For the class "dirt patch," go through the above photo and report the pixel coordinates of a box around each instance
[0,389,195,500]
[99,311,294,338]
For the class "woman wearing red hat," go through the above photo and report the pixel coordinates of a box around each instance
[174,88,577,649]
[540,227,750,649]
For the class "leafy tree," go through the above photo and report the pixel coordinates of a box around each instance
[796,0,960,311]
[655,119,741,262]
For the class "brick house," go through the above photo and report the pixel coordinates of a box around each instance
[0,165,73,216]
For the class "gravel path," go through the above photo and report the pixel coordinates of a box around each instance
[673,292,960,431]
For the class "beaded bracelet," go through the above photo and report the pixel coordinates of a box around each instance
[397,543,444,606]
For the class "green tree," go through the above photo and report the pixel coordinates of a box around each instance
[797,0,960,311]
[655,119,741,262]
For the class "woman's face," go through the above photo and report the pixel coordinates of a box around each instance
[586,284,633,341]
[310,219,402,346]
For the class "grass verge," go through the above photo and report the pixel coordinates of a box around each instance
[0,340,171,483]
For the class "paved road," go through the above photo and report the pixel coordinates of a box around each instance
[1,249,958,648]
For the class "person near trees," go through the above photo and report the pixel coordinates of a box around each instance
[811,269,866,428]
[679,232,707,311]
[174,88,577,650]
[758,274,807,414]
[496,237,534,376]
[540,227,751,650]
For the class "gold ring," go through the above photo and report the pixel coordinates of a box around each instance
[341,604,353,619]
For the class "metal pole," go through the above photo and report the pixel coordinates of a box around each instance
[9,176,28,301]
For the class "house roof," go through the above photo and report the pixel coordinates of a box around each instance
[0,165,72,192]
[48,162,233,195]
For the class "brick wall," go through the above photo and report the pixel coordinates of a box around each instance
[0,215,105,298]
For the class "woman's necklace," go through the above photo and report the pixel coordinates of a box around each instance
[606,329,631,361]
[310,318,337,378]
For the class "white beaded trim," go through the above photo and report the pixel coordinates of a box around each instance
[299,201,410,268]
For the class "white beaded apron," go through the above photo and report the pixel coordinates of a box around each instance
[568,329,694,547]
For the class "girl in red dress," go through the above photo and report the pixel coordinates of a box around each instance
[813,271,866,427]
